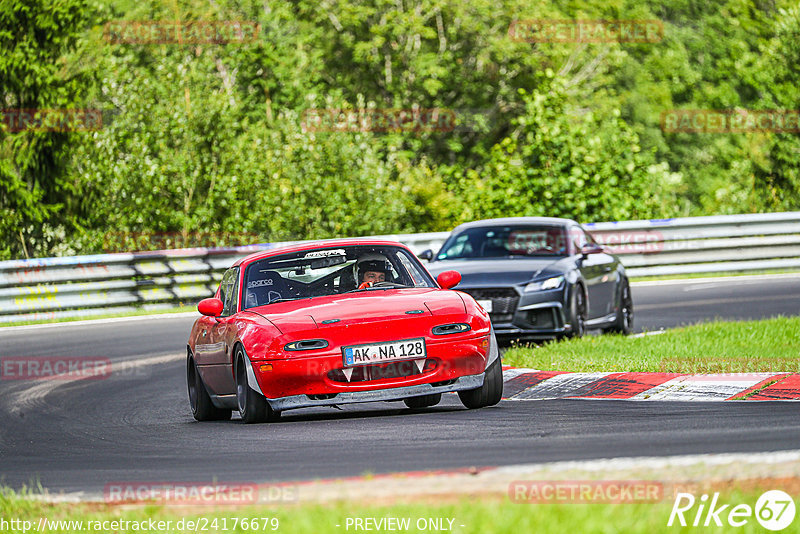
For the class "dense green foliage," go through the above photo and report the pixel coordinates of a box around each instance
[2,0,799,259]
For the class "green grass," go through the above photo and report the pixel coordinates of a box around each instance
[0,487,791,534]
[0,306,197,328]
[503,317,800,373]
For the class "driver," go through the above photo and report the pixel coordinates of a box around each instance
[355,252,391,289]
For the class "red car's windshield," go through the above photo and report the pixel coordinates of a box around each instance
[242,245,436,309]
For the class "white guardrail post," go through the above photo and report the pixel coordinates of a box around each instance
[1,212,799,323]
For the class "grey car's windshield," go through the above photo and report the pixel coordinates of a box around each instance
[436,226,569,260]
[242,245,436,309]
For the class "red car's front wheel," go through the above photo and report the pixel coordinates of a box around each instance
[235,347,280,424]
[458,357,503,409]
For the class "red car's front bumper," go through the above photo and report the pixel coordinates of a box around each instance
[247,333,492,411]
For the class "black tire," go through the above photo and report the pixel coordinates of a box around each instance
[566,284,586,339]
[235,348,280,424]
[187,356,231,421]
[605,277,634,335]
[458,357,503,409]
[403,393,442,409]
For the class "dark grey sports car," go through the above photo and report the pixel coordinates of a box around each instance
[421,217,633,341]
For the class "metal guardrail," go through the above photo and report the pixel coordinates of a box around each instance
[2,212,799,323]
[585,211,800,276]
[0,246,275,323]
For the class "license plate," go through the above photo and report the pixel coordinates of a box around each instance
[477,299,493,313]
[342,338,427,367]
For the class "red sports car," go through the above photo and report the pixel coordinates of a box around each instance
[186,240,502,423]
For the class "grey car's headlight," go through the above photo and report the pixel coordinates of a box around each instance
[524,275,564,293]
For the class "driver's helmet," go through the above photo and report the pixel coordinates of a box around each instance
[355,252,391,284]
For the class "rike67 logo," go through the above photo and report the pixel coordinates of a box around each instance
[668,490,796,531]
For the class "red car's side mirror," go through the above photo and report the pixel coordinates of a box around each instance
[198,298,223,317]
[437,270,461,289]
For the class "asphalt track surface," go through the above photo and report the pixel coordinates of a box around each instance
[1,275,799,494]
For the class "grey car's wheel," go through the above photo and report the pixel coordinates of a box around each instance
[566,285,586,339]
[458,357,503,409]
[605,277,634,335]
[404,393,442,409]
[187,356,231,421]
[235,348,279,424]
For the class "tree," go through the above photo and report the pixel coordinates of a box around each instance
[0,0,97,258]
[454,75,679,222]
[749,6,800,210]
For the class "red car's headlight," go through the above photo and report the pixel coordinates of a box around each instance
[431,323,471,336]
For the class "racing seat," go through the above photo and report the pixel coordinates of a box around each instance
[339,267,356,292]
[245,270,287,307]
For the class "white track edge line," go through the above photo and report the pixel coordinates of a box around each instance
[0,312,200,332]
[631,272,800,286]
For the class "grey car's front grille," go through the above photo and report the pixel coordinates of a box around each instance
[460,288,520,322]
